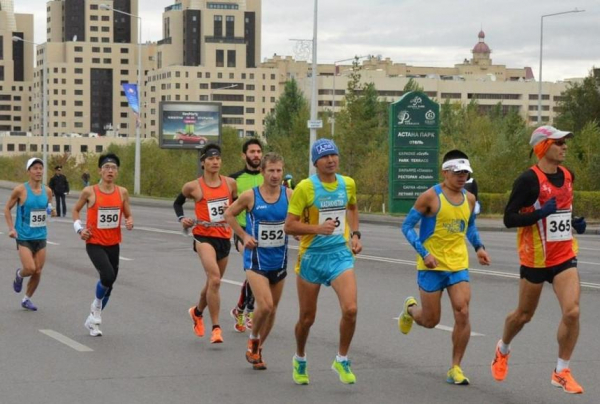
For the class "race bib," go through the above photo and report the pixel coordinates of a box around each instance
[546,210,572,242]
[98,207,121,229]
[207,198,228,223]
[318,208,346,236]
[29,209,47,228]
[258,222,285,247]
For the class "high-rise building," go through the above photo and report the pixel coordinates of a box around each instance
[30,0,149,140]
[144,0,277,138]
[0,0,34,135]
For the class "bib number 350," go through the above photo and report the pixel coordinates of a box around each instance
[98,208,121,229]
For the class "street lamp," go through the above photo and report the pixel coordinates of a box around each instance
[100,3,143,195]
[308,0,318,175]
[331,55,369,137]
[13,36,47,184]
[537,8,585,124]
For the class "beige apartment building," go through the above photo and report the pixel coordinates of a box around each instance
[0,1,579,160]
[265,30,570,125]
[0,0,34,134]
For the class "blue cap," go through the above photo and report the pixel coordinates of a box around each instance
[311,138,339,165]
[284,174,292,180]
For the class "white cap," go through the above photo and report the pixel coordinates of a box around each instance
[26,157,43,170]
[530,126,573,147]
[442,158,473,173]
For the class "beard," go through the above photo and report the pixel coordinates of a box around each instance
[246,156,261,170]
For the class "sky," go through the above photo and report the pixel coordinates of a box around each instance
[13,0,600,82]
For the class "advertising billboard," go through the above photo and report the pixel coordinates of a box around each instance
[159,102,222,149]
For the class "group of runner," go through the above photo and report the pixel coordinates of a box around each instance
[3,125,588,393]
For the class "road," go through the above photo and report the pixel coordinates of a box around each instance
[0,188,599,404]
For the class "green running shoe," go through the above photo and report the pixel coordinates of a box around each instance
[399,296,417,335]
[332,359,356,384]
[293,357,309,385]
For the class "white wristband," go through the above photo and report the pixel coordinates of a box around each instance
[73,220,83,234]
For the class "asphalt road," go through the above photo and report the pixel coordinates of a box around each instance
[1,188,599,404]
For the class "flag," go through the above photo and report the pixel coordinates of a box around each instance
[122,83,140,116]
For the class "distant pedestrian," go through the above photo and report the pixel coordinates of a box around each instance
[49,165,69,217]
[81,170,90,187]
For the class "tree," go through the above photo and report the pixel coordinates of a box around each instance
[555,71,600,133]
[403,78,424,93]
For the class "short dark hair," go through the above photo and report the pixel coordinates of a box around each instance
[98,153,121,168]
[242,138,262,154]
[261,152,284,170]
[443,149,469,163]
[55,165,62,170]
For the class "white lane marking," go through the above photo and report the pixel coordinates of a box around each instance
[39,329,93,352]
[391,318,484,337]
[134,229,600,290]
[578,260,600,266]
[119,256,133,261]
[47,241,60,245]
[222,278,244,287]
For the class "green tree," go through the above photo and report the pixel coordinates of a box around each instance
[555,72,600,132]
[403,78,424,93]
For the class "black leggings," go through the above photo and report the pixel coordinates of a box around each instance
[86,244,120,291]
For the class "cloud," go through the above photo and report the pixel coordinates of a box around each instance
[15,0,599,81]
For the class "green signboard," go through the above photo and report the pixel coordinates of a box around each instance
[388,92,440,214]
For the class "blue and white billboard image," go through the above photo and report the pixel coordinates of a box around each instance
[159,102,222,149]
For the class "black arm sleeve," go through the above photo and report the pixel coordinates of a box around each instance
[503,170,543,228]
[173,193,186,219]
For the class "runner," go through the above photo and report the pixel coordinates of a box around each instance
[399,149,491,385]
[228,138,264,333]
[174,143,237,344]
[491,126,586,394]
[4,158,55,311]
[284,138,362,385]
[224,152,292,370]
[72,153,134,336]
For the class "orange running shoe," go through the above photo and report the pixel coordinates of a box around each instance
[188,307,205,337]
[210,327,223,344]
[230,307,246,333]
[246,338,260,363]
[253,349,267,370]
[551,368,584,394]
[491,341,510,381]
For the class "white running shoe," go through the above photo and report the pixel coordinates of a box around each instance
[85,314,103,337]
[90,302,102,325]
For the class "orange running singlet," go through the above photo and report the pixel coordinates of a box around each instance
[517,166,577,267]
[193,176,232,239]
[87,185,123,246]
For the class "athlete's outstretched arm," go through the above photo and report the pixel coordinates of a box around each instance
[4,186,22,238]
[121,188,134,230]
[347,203,362,254]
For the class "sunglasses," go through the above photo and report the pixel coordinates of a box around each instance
[553,139,568,146]
[451,170,470,175]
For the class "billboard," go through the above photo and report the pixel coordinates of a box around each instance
[159,102,222,149]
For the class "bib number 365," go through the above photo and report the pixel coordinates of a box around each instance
[546,210,572,242]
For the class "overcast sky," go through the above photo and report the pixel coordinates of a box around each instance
[14,0,599,82]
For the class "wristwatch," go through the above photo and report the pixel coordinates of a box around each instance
[351,230,361,239]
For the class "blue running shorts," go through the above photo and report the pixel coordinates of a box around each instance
[298,245,354,286]
[417,269,469,293]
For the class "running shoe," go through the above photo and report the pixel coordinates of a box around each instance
[253,349,267,370]
[293,357,309,385]
[491,341,510,381]
[210,327,223,344]
[84,314,103,337]
[245,311,253,330]
[21,299,37,311]
[188,306,205,337]
[446,365,470,385]
[332,359,356,384]
[230,307,246,333]
[551,368,584,394]
[90,302,102,325]
[13,269,23,293]
[398,296,417,335]
[246,338,261,363]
